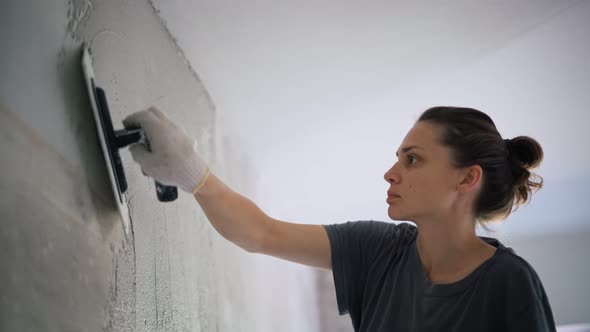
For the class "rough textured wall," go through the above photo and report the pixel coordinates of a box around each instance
[0,0,316,331]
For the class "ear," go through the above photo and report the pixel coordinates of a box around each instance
[457,164,483,194]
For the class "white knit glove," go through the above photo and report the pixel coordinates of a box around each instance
[122,107,210,194]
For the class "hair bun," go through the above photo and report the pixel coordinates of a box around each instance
[505,136,544,206]
[507,136,543,169]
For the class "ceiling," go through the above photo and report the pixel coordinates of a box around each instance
[152,0,589,237]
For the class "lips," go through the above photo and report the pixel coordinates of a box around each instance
[387,191,400,204]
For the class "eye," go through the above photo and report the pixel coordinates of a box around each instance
[407,155,418,165]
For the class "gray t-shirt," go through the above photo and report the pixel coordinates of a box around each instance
[323,220,556,332]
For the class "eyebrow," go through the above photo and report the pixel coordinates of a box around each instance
[396,145,423,157]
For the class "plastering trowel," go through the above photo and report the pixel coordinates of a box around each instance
[81,45,177,235]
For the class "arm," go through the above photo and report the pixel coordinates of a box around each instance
[194,172,332,270]
[122,107,332,270]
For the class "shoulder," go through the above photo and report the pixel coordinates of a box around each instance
[324,220,417,243]
[490,248,541,282]
[486,247,548,307]
[483,245,556,329]
[323,220,418,260]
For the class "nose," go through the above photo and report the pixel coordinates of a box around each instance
[384,162,400,184]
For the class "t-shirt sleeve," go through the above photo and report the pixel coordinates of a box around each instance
[498,255,557,332]
[509,296,556,332]
[322,220,412,316]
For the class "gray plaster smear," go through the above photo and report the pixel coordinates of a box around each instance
[1,0,317,331]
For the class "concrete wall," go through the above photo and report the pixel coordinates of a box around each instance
[0,0,317,331]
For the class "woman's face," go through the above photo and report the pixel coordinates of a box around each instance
[384,121,465,223]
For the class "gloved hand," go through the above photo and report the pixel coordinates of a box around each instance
[122,107,210,194]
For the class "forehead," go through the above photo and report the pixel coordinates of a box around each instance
[402,121,439,147]
[397,121,443,155]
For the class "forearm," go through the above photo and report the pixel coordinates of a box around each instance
[193,172,269,253]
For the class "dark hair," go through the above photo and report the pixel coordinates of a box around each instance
[418,106,544,224]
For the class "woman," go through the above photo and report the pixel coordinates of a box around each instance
[123,106,555,331]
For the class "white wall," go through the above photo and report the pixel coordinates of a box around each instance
[0,0,317,331]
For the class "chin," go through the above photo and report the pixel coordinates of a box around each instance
[387,209,405,221]
[388,205,416,222]
[389,216,406,222]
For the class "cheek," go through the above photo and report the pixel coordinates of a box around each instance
[408,173,446,201]
[423,174,455,205]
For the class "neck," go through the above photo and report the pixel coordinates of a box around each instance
[414,215,489,282]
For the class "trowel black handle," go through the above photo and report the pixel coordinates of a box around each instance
[94,86,177,203]
[139,133,178,202]
[154,181,178,202]
[115,127,178,203]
